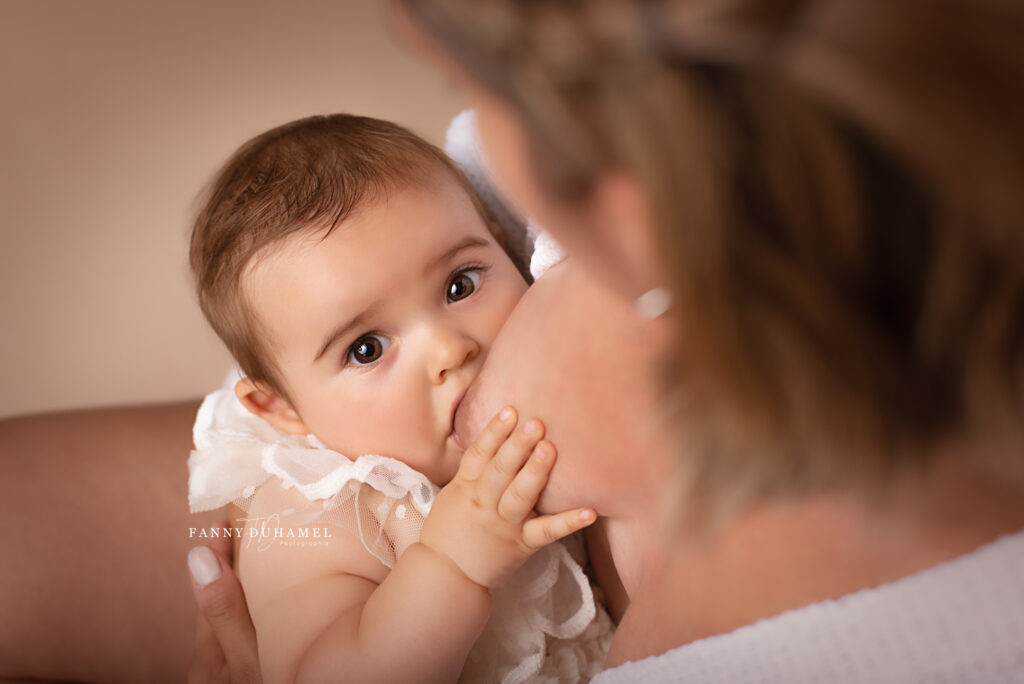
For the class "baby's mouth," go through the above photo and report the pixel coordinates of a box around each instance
[448,388,468,449]
[452,381,482,450]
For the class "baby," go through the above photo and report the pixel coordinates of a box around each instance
[187,114,612,683]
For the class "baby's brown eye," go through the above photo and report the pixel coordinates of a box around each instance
[347,334,389,365]
[447,270,481,303]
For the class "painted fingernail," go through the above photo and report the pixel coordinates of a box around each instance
[188,546,221,588]
[500,407,514,422]
[525,420,540,435]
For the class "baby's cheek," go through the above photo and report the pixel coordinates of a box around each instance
[486,276,528,338]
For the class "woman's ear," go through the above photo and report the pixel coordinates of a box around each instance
[234,378,309,435]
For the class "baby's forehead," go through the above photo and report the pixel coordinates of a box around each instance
[242,220,337,281]
[242,175,481,289]
[243,177,403,266]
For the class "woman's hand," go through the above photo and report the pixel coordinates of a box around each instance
[187,539,262,684]
[420,407,597,588]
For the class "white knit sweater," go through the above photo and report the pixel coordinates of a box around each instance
[592,529,1024,683]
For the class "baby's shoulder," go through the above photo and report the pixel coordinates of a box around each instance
[237,478,390,604]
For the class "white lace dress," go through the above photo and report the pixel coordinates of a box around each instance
[188,388,614,684]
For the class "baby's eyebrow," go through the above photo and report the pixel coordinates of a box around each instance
[313,309,372,364]
[424,236,489,274]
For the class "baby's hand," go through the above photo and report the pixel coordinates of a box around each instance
[419,407,596,589]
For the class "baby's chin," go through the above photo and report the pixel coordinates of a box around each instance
[435,441,464,487]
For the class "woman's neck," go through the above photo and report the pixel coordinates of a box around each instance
[596,427,678,601]
[605,450,1024,667]
[602,510,663,598]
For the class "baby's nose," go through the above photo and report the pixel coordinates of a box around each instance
[429,329,480,383]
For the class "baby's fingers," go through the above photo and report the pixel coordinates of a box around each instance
[457,406,517,481]
[497,441,556,522]
[476,418,545,505]
[522,508,598,550]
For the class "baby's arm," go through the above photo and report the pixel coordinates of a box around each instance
[243,408,595,684]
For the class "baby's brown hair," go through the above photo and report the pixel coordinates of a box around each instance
[190,114,501,398]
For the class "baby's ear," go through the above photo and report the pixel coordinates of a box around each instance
[234,378,309,435]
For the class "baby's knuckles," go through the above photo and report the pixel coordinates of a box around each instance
[421,478,533,588]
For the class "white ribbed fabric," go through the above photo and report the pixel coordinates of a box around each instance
[593,529,1024,683]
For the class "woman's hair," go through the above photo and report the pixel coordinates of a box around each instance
[401,0,1024,518]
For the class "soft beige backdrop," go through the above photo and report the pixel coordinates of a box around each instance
[0,0,463,418]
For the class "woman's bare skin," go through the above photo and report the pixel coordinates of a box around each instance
[0,400,226,683]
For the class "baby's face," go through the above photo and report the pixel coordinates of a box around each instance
[244,174,527,485]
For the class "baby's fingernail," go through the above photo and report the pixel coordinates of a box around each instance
[533,445,549,462]
[525,420,540,435]
[500,407,514,422]
[580,509,596,522]
[188,546,221,588]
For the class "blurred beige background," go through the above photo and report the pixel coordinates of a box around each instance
[0,0,463,418]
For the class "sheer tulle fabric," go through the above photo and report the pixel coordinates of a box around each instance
[189,388,613,683]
